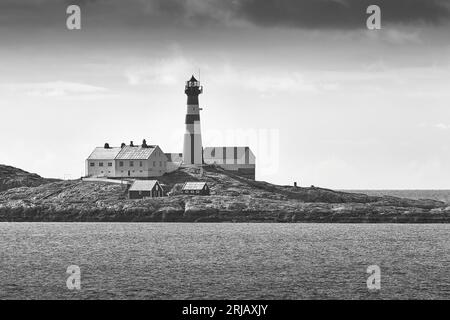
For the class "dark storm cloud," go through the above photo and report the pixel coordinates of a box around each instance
[232,0,450,29]
[71,0,450,29]
[0,0,449,29]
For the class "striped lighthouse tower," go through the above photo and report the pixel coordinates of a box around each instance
[183,75,203,165]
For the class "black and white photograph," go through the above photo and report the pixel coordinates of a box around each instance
[0,0,449,310]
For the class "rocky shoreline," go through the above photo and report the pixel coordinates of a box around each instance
[0,165,449,223]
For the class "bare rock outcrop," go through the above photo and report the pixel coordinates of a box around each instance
[0,164,57,192]
[0,165,448,222]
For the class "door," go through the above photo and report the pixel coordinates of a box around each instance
[128,170,130,177]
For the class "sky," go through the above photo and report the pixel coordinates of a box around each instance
[0,0,449,188]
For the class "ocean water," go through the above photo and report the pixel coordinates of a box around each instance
[0,222,449,300]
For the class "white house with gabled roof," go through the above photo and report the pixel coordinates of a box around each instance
[86,140,168,178]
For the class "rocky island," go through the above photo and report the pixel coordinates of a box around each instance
[0,164,449,223]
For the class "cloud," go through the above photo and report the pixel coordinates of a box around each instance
[435,123,450,130]
[365,28,422,45]
[245,73,320,94]
[232,0,450,29]
[1,0,449,30]
[123,54,450,98]
[124,56,339,96]
[125,57,193,86]
[212,67,339,96]
[0,81,109,97]
[418,123,450,130]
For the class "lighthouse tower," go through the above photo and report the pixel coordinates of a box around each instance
[183,75,203,165]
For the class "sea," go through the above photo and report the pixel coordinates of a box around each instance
[1,222,449,300]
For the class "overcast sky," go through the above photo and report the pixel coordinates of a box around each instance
[0,0,449,188]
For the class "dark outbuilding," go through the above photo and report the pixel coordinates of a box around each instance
[181,182,210,196]
[128,180,164,199]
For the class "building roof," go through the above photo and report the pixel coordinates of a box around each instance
[189,75,198,82]
[182,182,208,191]
[116,146,156,160]
[129,180,160,191]
[87,147,122,160]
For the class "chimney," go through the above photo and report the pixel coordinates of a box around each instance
[104,143,110,149]
[121,143,126,148]
[130,141,134,147]
[294,182,297,188]
[142,139,148,148]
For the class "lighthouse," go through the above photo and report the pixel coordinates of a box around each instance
[183,75,203,165]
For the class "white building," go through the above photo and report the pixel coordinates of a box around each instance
[86,140,168,178]
[203,146,256,180]
[165,153,183,173]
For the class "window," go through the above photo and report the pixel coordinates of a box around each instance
[130,161,134,167]
[159,161,162,167]
[99,162,104,167]
[153,161,156,167]
[119,161,124,167]
[108,162,112,167]
[139,161,143,167]
[90,162,95,167]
